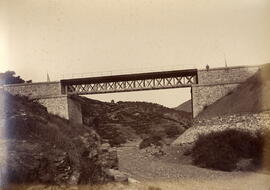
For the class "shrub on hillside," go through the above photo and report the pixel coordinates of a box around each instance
[94,125,127,147]
[0,70,32,85]
[109,135,127,147]
[191,129,264,171]
[139,135,163,149]
[262,129,270,172]
[165,125,185,138]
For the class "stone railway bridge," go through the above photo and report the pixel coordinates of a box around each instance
[3,66,259,124]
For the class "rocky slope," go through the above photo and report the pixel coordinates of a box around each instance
[173,112,270,146]
[73,96,192,146]
[0,91,118,188]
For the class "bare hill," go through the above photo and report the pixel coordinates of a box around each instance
[174,100,192,113]
[198,64,270,118]
[73,96,192,146]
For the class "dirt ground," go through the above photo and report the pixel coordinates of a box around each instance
[3,141,270,190]
[116,140,270,190]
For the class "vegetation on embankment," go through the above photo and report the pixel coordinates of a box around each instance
[173,111,270,172]
[190,129,267,171]
[0,71,31,85]
[0,91,117,187]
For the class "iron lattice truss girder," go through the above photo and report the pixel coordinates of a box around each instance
[62,75,197,95]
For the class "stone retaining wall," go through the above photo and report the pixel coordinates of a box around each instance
[192,83,239,117]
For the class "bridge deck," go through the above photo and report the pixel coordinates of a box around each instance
[61,69,198,95]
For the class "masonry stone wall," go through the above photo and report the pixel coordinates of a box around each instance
[3,82,82,123]
[192,84,239,117]
[3,82,61,98]
[192,66,260,117]
[198,66,259,85]
[38,95,69,119]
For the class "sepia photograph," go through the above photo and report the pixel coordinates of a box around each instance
[0,0,270,189]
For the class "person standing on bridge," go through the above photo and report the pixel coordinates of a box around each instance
[206,64,210,71]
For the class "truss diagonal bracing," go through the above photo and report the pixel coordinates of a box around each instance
[60,69,198,95]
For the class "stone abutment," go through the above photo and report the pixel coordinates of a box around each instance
[192,66,259,117]
[3,82,82,124]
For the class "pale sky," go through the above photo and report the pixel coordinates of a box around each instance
[0,0,270,107]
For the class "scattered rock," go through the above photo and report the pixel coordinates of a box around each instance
[104,169,128,183]
[236,159,254,171]
[100,145,119,169]
[140,145,166,158]
[128,177,140,184]
[172,112,270,147]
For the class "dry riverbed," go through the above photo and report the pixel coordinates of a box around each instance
[115,141,270,190]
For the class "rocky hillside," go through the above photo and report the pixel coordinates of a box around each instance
[0,91,118,187]
[198,63,270,118]
[73,96,192,146]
